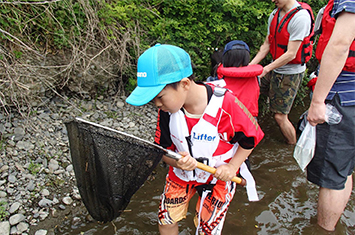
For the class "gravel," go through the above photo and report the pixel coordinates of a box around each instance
[0,95,158,235]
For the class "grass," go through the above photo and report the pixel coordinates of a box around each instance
[28,161,41,175]
[0,201,8,221]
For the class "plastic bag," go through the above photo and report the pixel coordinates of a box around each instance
[293,104,342,172]
[293,122,316,172]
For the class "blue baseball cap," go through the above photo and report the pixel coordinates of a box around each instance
[126,44,193,106]
[223,40,250,55]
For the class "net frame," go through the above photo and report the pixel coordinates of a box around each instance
[65,118,164,222]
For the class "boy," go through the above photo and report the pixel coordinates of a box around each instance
[126,43,264,235]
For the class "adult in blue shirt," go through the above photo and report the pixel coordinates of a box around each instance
[307,0,355,231]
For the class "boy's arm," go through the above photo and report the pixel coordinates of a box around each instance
[162,152,197,171]
[214,147,253,182]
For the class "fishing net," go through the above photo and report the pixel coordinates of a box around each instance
[65,118,164,223]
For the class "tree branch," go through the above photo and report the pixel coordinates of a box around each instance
[0,27,43,57]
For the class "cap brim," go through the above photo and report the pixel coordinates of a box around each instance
[126,84,166,106]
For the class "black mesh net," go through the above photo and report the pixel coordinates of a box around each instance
[65,118,164,223]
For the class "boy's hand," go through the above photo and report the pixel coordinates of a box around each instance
[176,151,197,171]
[214,163,239,182]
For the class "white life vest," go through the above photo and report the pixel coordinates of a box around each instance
[169,88,237,183]
[169,88,259,201]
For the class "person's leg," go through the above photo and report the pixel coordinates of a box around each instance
[274,113,296,144]
[159,223,179,235]
[268,72,303,144]
[194,181,236,234]
[307,96,355,231]
[317,175,353,231]
[158,176,196,235]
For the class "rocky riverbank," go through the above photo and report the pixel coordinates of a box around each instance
[0,95,158,235]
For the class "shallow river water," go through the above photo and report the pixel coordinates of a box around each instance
[54,102,355,235]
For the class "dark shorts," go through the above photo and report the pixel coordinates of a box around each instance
[260,71,304,114]
[307,95,355,190]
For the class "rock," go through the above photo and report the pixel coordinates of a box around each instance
[65,164,73,172]
[38,198,53,208]
[116,100,124,108]
[13,127,25,141]
[8,174,16,183]
[35,229,47,235]
[16,222,29,233]
[62,196,73,205]
[15,141,34,151]
[0,124,5,134]
[72,216,81,226]
[41,189,50,197]
[0,221,10,235]
[0,165,9,173]
[0,191,7,198]
[48,159,59,172]
[39,210,49,220]
[10,226,17,234]
[26,180,35,192]
[9,202,21,214]
[0,96,159,234]
[9,213,25,225]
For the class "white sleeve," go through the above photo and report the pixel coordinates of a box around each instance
[288,9,312,41]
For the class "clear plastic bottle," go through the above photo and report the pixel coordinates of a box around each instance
[325,103,342,125]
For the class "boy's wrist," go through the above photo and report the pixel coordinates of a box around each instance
[228,162,240,173]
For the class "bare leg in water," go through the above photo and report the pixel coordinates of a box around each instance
[317,175,353,231]
[274,113,296,145]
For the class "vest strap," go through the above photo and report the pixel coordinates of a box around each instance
[213,87,227,97]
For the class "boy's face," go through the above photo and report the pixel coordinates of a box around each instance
[153,79,187,113]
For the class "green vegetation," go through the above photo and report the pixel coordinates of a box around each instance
[0,0,328,115]
[46,175,65,188]
[0,201,8,221]
[28,161,41,175]
[0,136,4,152]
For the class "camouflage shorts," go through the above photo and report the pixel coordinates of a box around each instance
[260,71,304,114]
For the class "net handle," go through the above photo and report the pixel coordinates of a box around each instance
[196,162,246,186]
[166,150,246,186]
